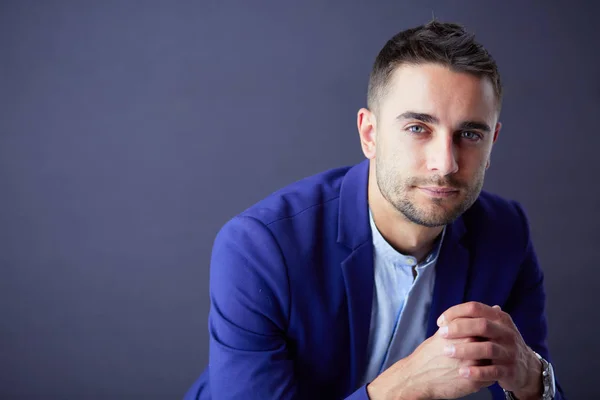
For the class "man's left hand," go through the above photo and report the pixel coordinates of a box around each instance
[436,301,542,399]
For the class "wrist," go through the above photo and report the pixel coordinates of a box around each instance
[367,378,426,400]
[512,351,543,400]
[366,357,428,400]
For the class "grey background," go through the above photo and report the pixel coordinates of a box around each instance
[1,0,598,398]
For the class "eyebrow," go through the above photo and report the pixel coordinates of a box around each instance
[396,111,492,133]
[396,112,439,124]
[457,120,492,133]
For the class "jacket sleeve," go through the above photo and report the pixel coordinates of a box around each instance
[203,215,373,400]
[488,201,566,400]
[205,215,298,399]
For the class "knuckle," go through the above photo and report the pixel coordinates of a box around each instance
[467,302,479,314]
[505,347,516,360]
[471,366,483,379]
[476,318,488,334]
[483,366,499,380]
[493,343,505,359]
[483,343,495,359]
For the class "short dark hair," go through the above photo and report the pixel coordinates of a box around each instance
[367,20,502,113]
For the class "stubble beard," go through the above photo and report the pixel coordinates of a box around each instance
[375,159,485,228]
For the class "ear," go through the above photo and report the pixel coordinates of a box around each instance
[487,121,502,169]
[492,121,501,144]
[357,108,376,159]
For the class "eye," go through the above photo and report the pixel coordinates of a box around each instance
[461,131,482,141]
[407,125,426,134]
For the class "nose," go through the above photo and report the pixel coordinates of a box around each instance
[426,134,459,176]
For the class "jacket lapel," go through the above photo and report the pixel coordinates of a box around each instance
[426,216,470,338]
[340,244,374,390]
[337,160,373,390]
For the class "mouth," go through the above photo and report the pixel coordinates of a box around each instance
[418,186,459,198]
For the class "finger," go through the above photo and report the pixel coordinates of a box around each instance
[445,341,511,363]
[454,336,479,344]
[437,301,502,326]
[459,364,509,382]
[439,317,507,340]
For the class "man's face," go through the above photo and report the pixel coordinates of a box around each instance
[371,63,500,227]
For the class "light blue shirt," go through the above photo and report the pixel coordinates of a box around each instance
[360,210,445,385]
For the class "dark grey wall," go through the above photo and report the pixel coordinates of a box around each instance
[1,1,598,398]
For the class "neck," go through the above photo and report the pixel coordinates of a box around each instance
[368,164,444,262]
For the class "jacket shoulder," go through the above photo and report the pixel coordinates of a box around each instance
[237,164,353,226]
[464,190,531,251]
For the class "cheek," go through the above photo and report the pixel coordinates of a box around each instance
[458,147,489,171]
[381,148,419,175]
[389,137,424,166]
[378,132,431,172]
[402,151,429,175]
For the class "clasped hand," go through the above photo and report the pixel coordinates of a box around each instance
[367,302,541,400]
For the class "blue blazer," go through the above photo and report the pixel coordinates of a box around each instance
[185,160,565,400]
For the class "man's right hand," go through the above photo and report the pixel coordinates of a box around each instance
[366,329,496,400]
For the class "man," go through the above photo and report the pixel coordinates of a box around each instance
[185,21,565,399]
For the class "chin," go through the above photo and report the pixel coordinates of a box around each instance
[408,202,465,227]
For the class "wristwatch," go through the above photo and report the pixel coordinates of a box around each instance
[503,351,556,399]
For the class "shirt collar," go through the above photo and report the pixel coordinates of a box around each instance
[368,208,446,269]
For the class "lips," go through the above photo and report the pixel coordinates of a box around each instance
[418,187,459,198]
[419,187,458,193]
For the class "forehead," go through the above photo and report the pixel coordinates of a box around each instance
[380,63,498,123]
